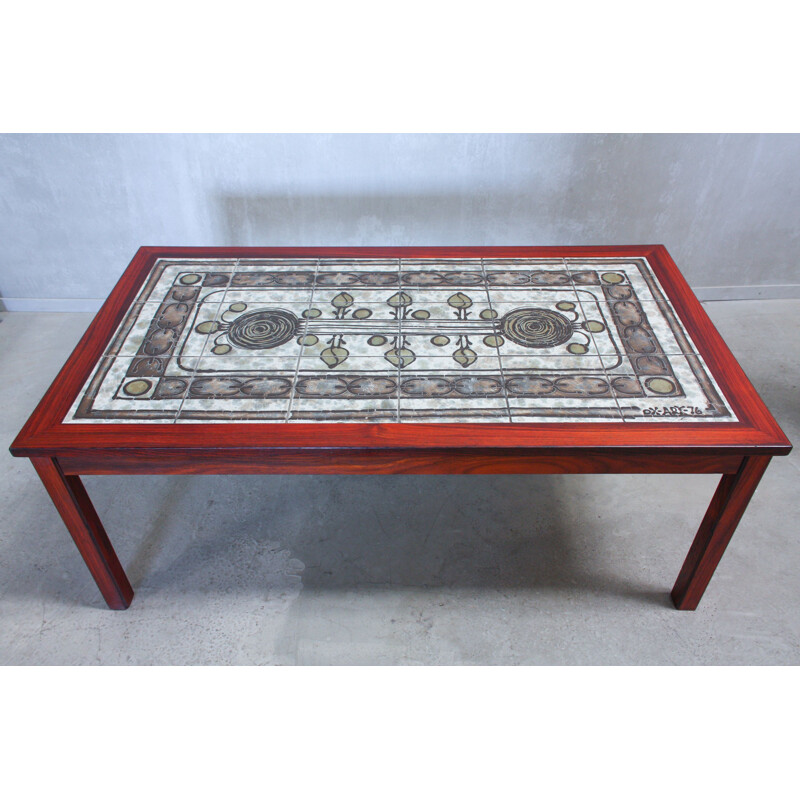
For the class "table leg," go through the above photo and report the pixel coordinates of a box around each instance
[31,457,134,610]
[671,455,771,610]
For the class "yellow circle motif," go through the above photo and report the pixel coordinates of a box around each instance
[647,378,675,394]
[567,343,588,355]
[123,379,151,396]
[601,273,624,284]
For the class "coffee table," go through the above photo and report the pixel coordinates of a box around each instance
[10,246,791,610]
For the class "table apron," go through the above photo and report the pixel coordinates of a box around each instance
[55,449,746,476]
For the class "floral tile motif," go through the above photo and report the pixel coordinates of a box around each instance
[66,257,738,423]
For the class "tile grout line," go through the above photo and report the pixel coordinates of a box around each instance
[562,257,625,423]
[480,258,512,423]
[285,258,319,421]
[174,257,239,423]
[396,257,402,422]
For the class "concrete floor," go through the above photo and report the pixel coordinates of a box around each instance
[1,300,798,665]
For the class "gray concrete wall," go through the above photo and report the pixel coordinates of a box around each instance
[1,133,798,310]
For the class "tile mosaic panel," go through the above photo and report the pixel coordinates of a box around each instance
[66,257,738,423]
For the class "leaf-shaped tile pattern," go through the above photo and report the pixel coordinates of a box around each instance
[447,292,473,309]
[384,347,416,368]
[319,346,349,368]
[452,346,477,368]
[387,291,413,308]
[331,292,354,308]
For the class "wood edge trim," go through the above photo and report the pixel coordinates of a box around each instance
[10,421,793,457]
[56,449,746,476]
[646,247,790,445]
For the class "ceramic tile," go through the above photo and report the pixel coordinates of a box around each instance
[103,297,224,358]
[228,273,315,291]
[485,267,574,289]
[235,258,318,268]
[398,354,504,373]
[618,351,734,422]
[172,303,226,358]
[485,286,578,303]
[505,374,626,405]
[66,356,183,422]
[390,288,492,305]
[293,369,399,399]
[295,328,393,359]
[296,354,401,373]
[481,258,564,268]
[599,352,634,372]
[500,354,609,372]
[288,367,399,422]
[287,403,398,423]
[400,274,485,291]
[176,395,291,422]
[103,303,157,357]
[310,288,413,308]
[569,291,619,371]
[134,283,232,307]
[184,303,310,362]
[509,406,624,422]
[399,398,511,423]
[195,352,300,372]
[399,378,509,404]
[132,259,237,305]
[222,287,315,304]
[634,301,699,355]
[485,292,604,359]
[316,259,399,272]
[401,258,483,268]
[66,257,737,423]
[400,329,506,361]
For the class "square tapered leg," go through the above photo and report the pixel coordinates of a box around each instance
[32,457,133,610]
[672,455,771,610]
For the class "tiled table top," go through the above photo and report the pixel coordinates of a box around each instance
[67,256,736,424]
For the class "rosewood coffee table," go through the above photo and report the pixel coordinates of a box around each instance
[10,246,791,610]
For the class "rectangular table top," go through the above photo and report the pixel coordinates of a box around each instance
[11,246,791,457]
[69,254,733,424]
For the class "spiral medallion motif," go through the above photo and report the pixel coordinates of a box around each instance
[500,307,574,348]
[227,309,299,350]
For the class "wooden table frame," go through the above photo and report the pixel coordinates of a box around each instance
[10,246,791,610]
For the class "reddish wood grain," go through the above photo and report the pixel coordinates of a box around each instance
[31,457,133,609]
[671,455,771,609]
[11,422,791,457]
[57,448,744,476]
